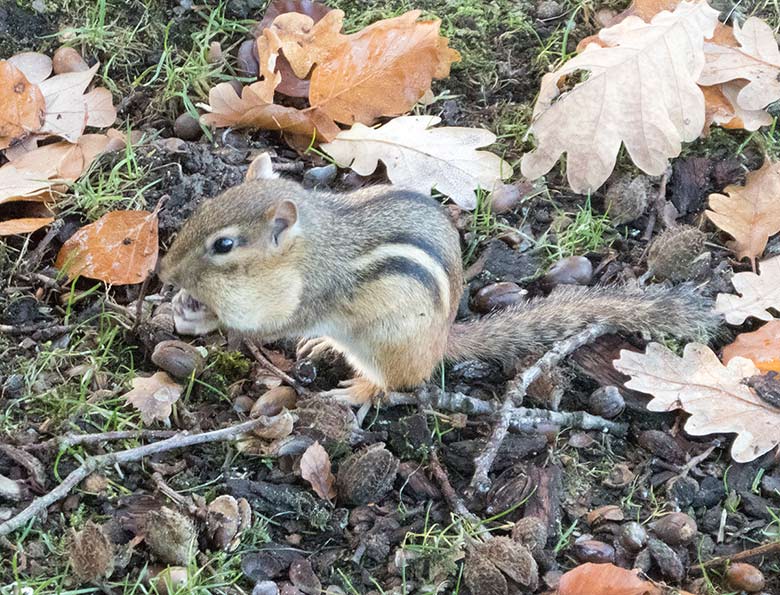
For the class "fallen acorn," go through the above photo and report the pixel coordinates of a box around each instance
[151,340,206,379]
[649,512,697,545]
[544,255,593,286]
[150,566,189,595]
[206,494,252,552]
[473,282,526,313]
[726,562,765,592]
[573,538,615,564]
[251,385,298,418]
[337,443,399,505]
[588,385,625,419]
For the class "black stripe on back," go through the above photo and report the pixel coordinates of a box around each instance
[357,256,440,306]
[381,233,449,274]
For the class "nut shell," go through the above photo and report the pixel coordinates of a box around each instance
[151,340,206,379]
[144,507,197,565]
[337,443,398,505]
[69,521,116,582]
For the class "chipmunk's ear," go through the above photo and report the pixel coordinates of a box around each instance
[269,199,298,248]
[245,152,278,181]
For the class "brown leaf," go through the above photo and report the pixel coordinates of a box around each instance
[124,372,182,424]
[0,60,45,148]
[522,2,719,193]
[299,441,336,502]
[702,82,772,132]
[55,209,159,285]
[614,342,780,463]
[557,563,662,595]
[309,11,460,125]
[200,81,339,145]
[706,158,780,265]
[0,217,54,236]
[268,10,345,79]
[723,320,780,373]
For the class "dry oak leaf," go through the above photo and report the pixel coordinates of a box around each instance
[614,342,780,462]
[0,217,54,236]
[7,52,53,84]
[0,132,125,204]
[201,81,340,145]
[0,60,45,149]
[37,63,101,142]
[267,10,345,79]
[722,319,780,373]
[702,80,772,131]
[706,159,780,264]
[124,371,183,425]
[321,115,512,209]
[308,10,460,125]
[55,209,159,285]
[521,1,719,194]
[715,255,780,325]
[299,441,336,502]
[699,17,780,111]
[557,563,663,595]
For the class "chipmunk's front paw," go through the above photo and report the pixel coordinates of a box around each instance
[322,377,385,407]
[171,289,220,336]
[296,337,335,361]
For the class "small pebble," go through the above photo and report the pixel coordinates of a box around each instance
[647,537,684,581]
[489,184,522,214]
[618,522,647,552]
[536,0,563,19]
[545,255,593,286]
[252,582,279,595]
[726,563,765,592]
[173,113,202,141]
[53,46,89,74]
[473,282,526,313]
[233,395,255,414]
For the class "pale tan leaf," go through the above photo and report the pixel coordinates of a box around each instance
[703,81,772,131]
[55,209,159,285]
[0,132,123,204]
[614,342,780,462]
[299,441,336,501]
[0,217,54,236]
[699,17,780,111]
[7,52,52,84]
[706,159,780,264]
[0,60,45,149]
[124,372,182,425]
[521,1,719,194]
[321,115,512,209]
[84,87,117,128]
[716,255,780,325]
[308,11,460,125]
[37,63,98,142]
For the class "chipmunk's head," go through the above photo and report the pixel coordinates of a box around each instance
[159,154,306,334]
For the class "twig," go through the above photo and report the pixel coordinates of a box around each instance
[388,387,626,436]
[0,418,267,537]
[695,541,780,572]
[467,323,612,497]
[23,219,63,273]
[244,339,304,394]
[22,429,179,451]
[428,451,480,525]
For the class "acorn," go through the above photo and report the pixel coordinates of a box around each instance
[337,443,399,505]
[649,512,697,545]
[604,174,651,224]
[588,386,625,419]
[69,521,116,582]
[53,46,89,74]
[251,386,298,418]
[726,563,765,592]
[144,507,198,565]
[473,282,527,313]
[152,340,206,379]
[545,255,592,286]
[647,225,707,282]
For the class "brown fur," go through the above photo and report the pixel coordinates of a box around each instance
[161,176,719,404]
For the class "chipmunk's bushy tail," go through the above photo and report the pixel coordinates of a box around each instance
[445,284,719,362]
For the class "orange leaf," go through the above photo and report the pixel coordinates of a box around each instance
[0,217,54,236]
[0,60,45,149]
[557,563,662,595]
[723,320,780,373]
[309,11,460,125]
[55,210,159,285]
[269,10,345,79]
[299,441,336,502]
[200,81,339,145]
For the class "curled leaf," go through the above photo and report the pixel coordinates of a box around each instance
[0,60,45,148]
[722,320,780,373]
[124,372,182,424]
[300,441,336,502]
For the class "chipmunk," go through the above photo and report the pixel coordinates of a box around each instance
[159,154,718,405]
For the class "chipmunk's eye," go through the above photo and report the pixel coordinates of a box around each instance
[211,237,235,254]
